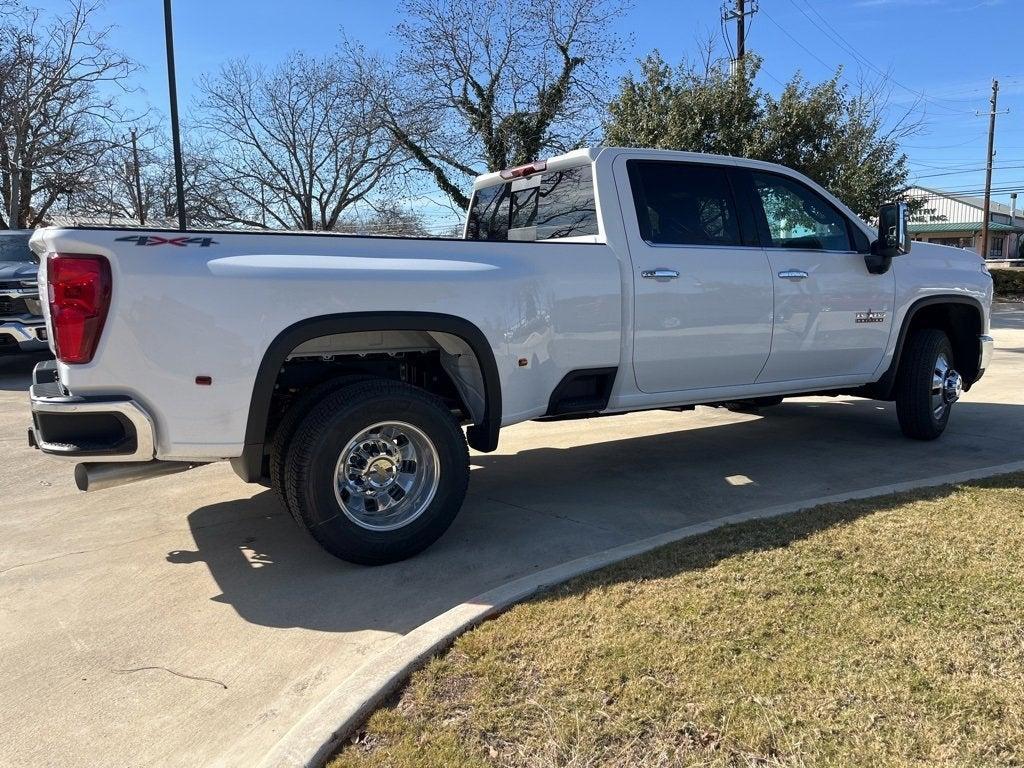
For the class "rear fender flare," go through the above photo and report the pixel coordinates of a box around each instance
[232,312,502,483]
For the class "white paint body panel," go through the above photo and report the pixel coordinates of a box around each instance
[759,248,896,382]
[613,155,774,393]
[30,147,993,463]
[31,230,623,459]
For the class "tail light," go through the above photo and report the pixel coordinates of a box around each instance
[47,254,111,364]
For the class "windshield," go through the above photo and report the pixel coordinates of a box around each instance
[466,165,599,242]
[0,232,34,262]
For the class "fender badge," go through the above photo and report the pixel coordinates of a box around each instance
[855,310,886,324]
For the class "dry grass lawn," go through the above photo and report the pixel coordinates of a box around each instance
[330,474,1024,767]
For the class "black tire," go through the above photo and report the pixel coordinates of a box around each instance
[282,378,469,565]
[895,329,956,440]
[269,375,371,522]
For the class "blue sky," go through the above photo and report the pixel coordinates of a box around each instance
[77,0,1024,211]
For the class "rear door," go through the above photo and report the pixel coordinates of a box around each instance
[737,169,895,383]
[620,157,774,394]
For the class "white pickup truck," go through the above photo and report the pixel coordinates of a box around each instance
[28,147,994,564]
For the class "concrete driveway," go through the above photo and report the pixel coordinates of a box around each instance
[3,304,1024,768]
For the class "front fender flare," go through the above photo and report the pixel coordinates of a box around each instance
[869,294,985,399]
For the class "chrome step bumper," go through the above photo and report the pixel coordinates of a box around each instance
[28,361,156,462]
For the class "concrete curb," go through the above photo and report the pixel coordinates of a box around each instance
[257,460,1024,768]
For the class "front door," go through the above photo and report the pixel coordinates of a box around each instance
[621,158,775,394]
[742,169,895,383]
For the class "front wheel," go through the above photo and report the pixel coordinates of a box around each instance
[282,379,470,565]
[895,329,962,440]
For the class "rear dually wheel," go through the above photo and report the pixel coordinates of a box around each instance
[281,378,470,565]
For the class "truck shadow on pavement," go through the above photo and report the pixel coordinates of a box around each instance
[166,396,1024,634]
[0,352,51,391]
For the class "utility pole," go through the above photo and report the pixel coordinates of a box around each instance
[722,0,758,74]
[979,79,1005,261]
[163,0,187,231]
[129,128,145,226]
[736,0,746,61]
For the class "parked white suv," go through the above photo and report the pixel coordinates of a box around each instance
[27,147,994,564]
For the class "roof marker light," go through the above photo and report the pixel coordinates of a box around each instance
[499,160,547,180]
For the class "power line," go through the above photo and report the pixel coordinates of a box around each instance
[759,3,978,128]
[759,7,834,73]
[903,138,985,150]
[758,65,787,88]
[908,157,1024,170]
[786,0,978,116]
[905,184,1024,196]
[911,166,1024,181]
[908,157,1024,166]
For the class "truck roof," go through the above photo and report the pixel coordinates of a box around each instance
[473,146,795,191]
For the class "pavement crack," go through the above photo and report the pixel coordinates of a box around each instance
[486,496,618,533]
[0,550,94,575]
[113,666,227,689]
[0,530,174,575]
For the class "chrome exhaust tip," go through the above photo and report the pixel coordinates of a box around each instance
[74,461,200,492]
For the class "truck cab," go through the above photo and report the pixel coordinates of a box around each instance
[464,147,992,415]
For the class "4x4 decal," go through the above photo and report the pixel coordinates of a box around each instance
[115,235,218,247]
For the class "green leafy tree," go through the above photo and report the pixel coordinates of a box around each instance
[605,50,914,219]
[605,50,760,157]
[751,74,911,219]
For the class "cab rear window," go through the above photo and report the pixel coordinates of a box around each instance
[466,165,598,242]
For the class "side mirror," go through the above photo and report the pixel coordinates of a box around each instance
[875,201,911,258]
[866,201,910,275]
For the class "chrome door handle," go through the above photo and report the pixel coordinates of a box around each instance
[641,269,680,281]
[778,269,809,281]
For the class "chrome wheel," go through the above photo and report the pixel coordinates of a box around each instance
[333,421,440,531]
[931,352,962,419]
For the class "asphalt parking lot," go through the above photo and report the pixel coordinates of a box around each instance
[3,304,1024,768]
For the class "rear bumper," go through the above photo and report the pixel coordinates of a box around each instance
[978,334,994,381]
[28,361,156,462]
[0,318,47,353]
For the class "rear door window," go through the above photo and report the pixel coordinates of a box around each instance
[626,160,743,247]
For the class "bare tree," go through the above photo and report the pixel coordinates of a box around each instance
[65,120,160,224]
[197,52,399,231]
[338,203,431,237]
[45,125,236,228]
[0,0,138,229]
[153,138,240,228]
[350,0,629,210]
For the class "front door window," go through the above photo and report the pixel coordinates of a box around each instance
[751,172,852,252]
